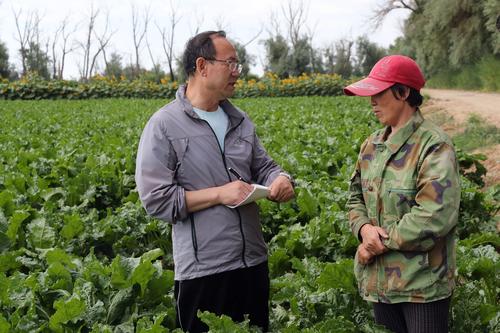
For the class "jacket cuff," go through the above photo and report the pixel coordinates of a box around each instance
[174,187,189,223]
[352,219,370,242]
[264,170,281,186]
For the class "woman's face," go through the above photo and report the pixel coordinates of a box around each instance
[370,88,407,127]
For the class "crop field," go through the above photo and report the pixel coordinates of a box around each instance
[0,97,498,332]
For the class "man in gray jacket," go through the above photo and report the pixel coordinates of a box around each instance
[135,30,294,333]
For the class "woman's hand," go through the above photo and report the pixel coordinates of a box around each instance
[357,243,374,265]
[360,224,389,256]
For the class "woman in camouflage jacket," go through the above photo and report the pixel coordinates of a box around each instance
[344,55,460,333]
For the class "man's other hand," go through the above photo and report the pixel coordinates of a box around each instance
[268,175,295,202]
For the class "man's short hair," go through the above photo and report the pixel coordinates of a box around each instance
[182,30,226,78]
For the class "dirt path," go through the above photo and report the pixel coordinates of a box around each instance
[420,88,500,187]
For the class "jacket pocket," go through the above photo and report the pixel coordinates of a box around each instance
[170,138,189,178]
[225,135,253,177]
[387,187,417,218]
[189,213,199,263]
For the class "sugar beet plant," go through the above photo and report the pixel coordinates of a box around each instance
[0,97,498,332]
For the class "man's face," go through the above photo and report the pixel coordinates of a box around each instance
[205,37,240,100]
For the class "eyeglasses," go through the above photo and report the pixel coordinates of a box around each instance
[206,58,243,74]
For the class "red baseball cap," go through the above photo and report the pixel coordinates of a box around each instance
[344,55,425,96]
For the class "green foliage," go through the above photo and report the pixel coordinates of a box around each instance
[456,150,488,187]
[453,114,500,152]
[452,242,500,333]
[426,56,500,91]
[477,55,500,91]
[0,97,497,331]
[198,311,261,333]
[483,0,500,54]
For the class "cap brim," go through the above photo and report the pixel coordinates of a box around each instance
[343,77,394,96]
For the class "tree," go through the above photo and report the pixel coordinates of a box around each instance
[0,40,9,78]
[230,27,262,78]
[233,42,255,78]
[323,39,354,78]
[130,4,150,76]
[104,52,123,78]
[157,1,181,82]
[13,8,42,76]
[25,41,50,79]
[288,37,313,76]
[50,16,77,79]
[174,57,186,83]
[354,36,387,76]
[262,0,320,77]
[77,5,114,81]
[483,0,500,54]
[263,34,290,77]
[332,39,354,78]
[373,0,499,76]
[370,0,423,29]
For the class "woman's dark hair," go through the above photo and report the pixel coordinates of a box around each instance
[390,83,423,107]
[182,30,226,78]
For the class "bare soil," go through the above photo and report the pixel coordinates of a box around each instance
[421,88,500,187]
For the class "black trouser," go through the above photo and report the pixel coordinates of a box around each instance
[373,297,451,333]
[174,261,270,333]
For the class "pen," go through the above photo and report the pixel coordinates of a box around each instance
[228,167,249,184]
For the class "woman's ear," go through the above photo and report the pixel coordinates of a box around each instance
[394,85,410,101]
[401,86,410,100]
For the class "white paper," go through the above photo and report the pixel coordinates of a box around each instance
[226,184,269,208]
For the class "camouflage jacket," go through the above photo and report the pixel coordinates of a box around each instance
[347,110,460,303]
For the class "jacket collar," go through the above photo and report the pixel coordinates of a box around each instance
[373,109,424,154]
[176,84,244,130]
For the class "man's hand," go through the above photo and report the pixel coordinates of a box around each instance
[217,181,254,206]
[359,224,388,256]
[357,243,374,265]
[268,175,294,202]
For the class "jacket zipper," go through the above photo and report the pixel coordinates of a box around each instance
[198,117,248,267]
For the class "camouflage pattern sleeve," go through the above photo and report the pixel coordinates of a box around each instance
[347,139,371,240]
[383,142,460,251]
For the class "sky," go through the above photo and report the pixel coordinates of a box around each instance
[0,0,411,79]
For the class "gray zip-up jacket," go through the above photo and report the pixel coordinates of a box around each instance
[135,85,284,280]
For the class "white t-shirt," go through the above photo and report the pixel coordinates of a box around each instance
[193,106,229,152]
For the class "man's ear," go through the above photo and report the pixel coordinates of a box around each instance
[195,57,207,76]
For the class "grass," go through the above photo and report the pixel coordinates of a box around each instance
[426,109,455,128]
[452,114,500,152]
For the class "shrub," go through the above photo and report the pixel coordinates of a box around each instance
[0,73,349,100]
